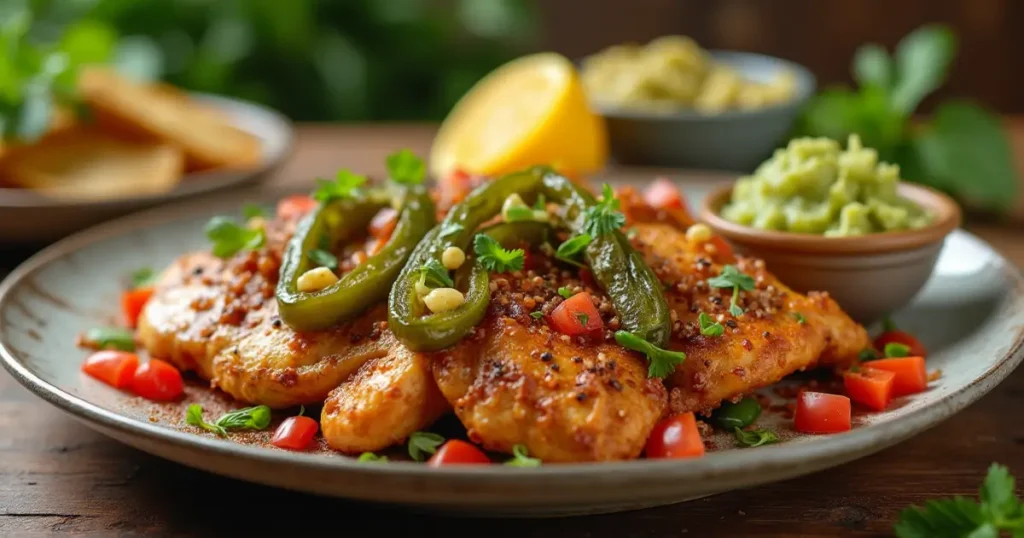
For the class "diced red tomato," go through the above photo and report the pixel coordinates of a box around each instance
[709,235,734,260]
[82,350,139,389]
[130,359,184,402]
[369,208,398,241]
[427,440,492,466]
[366,238,387,256]
[863,357,928,397]
[271,416,319,450]
[276,195,318,220]
[843,368,895,411]
[873,330,927,358]
[645,412,705,459]
[547,292,603,336]
[643,177,685,210]
[794,392,851,434]
[521,248,536,271]
[438,168,477,211]
[121,287,154,328]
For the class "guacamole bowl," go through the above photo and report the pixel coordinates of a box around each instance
[700,182,962,324]
[589,51,816,172]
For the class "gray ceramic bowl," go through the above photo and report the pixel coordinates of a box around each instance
[593,50,816,172]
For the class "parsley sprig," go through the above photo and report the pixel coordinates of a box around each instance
[185,404,272,438]
[130,267,157,289]
[83,327,135,351]
[386,149,426,185]
[707,265,756,317]
[313,169,367,202]
[885,342,911,358]
[582,184,626,237]
[473,234,524,273]
[205,216,266,258]
[734,428,779,448]
[358,452,388,463]
[407,431,445,462]
[894,463,1023,537]
[614,331,686,378]
[698,312,724,337]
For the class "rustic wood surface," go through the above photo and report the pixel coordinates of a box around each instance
[1,125,1023,537]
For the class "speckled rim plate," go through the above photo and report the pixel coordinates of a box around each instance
[1,182,1022,517]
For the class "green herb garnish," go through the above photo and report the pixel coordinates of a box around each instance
[473,234,524,273]
[313,169,366,202]
[707,265,756,317]
[358,452,388,463]
[242,203,267,220]
[555,234,592,265]
[698,312,724,337]
[407,431,445,462]
[184,404,272,438]
[734,428,780,448]
[894,463,1024,537]
[884,342,911,358]
[614,331,686,378]
[557,286,573,299]
[385,149,426,185]
[505,444,542,467]
[204,216,266,258]
[418,259,454,289]
[504,204,536,222]
[84,327,135,351]
[308,248,338,270]
[130,267,157,289]
[581,184,626,237]
[791,312,807,324]
[576,312,589,327]
[530,311,544,320]
[859,348,880,362]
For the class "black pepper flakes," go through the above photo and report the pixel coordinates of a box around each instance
[725,319,738,328]
[762,331,771,338]
[540,352,553,362]
[272,318,282,328]
[571,356,583,363]
[550,363,560,372]
[609,379,623,391]
[576,392,587,402]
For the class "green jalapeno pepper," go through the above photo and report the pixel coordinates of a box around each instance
[388,165,672,352]
[276,184,435,331]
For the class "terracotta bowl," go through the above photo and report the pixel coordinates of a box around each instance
[700,182,963,325]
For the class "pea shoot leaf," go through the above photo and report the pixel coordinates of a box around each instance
[242,203,267,219]
[614,330,686,378]
[186,404,227,437]
[734,428,779,448]
[505,444,541,467]
[555,234,591,265]
[358,452,388,463]
[84,327,135,351]
[131,267,157,288]
[407,431,444,462]
[884,342,911,358]
[698,312,724,337]
[214,405,272,432]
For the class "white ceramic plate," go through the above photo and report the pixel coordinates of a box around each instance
[0,184,1021,517]
[0,93,293,243]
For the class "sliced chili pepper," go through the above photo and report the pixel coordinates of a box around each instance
[276,184,435,331]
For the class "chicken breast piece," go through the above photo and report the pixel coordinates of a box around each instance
[321,344,449,453]
[629,222,870,415]
[430,270,668,463]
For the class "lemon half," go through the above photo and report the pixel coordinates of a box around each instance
[430,52,608,180]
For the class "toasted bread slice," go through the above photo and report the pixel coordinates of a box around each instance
[0,128,184,201]
[78,67,262,172]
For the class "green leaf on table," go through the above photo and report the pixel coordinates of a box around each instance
[912,101,1018,210]
[890,24,957,114]
[853,43,893,90]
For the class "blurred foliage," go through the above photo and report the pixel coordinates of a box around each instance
[17,0,539,122]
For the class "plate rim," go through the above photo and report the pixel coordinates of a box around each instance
[0,92,295,209]
[1,188,1022,489]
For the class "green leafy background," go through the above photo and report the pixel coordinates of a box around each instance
[14,0,537,123]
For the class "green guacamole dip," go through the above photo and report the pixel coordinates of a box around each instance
[721,135,933,236]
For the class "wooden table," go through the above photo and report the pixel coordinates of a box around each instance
[2,125,1022,537]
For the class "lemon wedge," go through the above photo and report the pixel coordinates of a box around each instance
[430,52,607,180]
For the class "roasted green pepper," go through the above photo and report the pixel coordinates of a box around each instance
[276,184,435,331]
[388,165,672,352]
